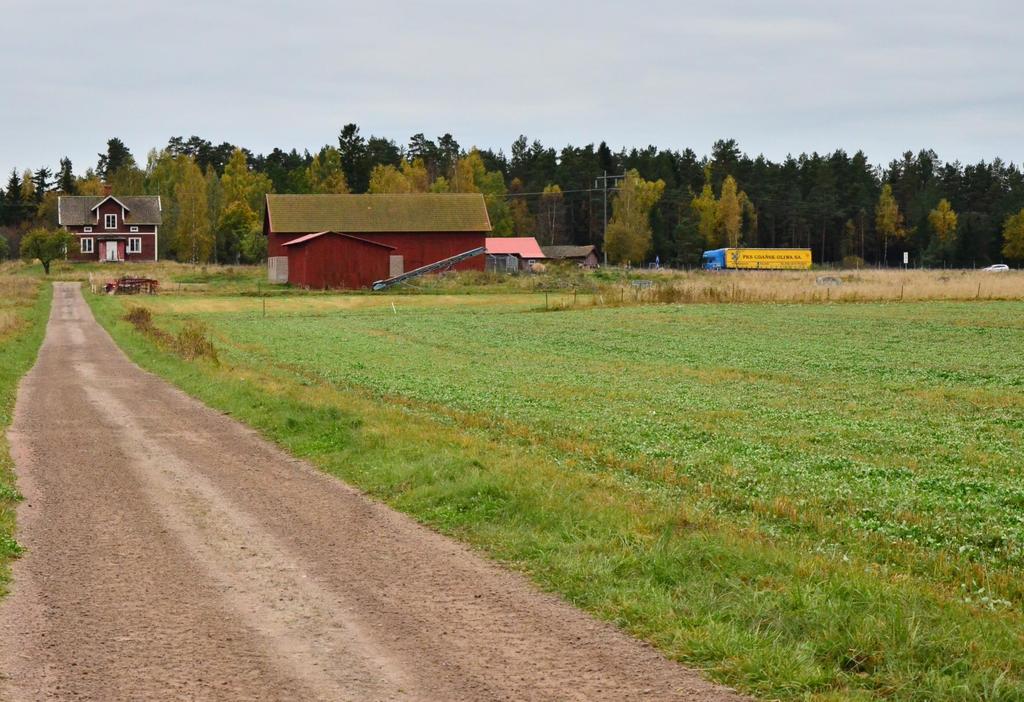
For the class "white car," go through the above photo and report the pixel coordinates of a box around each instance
[982,264,1010,272]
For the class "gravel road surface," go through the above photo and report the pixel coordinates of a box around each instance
[0,283,745,701]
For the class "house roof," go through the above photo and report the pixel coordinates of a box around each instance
[58,195,162,225]
[281,231,396,249]
[486,237,546,258]
[542,244,596,259]
[265,193,492,234]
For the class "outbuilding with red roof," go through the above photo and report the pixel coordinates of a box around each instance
[485,237,546,272]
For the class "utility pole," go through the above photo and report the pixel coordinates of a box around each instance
[594,171,625,266]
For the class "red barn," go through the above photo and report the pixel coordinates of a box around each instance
[59,195,162,262]
[264,193,491,287]
[282,232,394,289]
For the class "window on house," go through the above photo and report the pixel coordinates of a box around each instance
[104,213,117,229]
[81,237,94,254]
[83,226,92,233]
[128,237,142,254]
[130,226,139,233]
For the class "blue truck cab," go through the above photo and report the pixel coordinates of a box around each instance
[702,249,727,270]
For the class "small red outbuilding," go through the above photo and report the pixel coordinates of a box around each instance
[282,231,394,289]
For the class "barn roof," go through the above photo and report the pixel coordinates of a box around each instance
[265,193,492,233]
[58,195,162,225]
[486,237,546,258]
[282,231,396,249]
[542,245,596,259]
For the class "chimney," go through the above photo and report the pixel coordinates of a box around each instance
[102,183,112,196]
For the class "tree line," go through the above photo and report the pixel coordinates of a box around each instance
[2,128,1023,266]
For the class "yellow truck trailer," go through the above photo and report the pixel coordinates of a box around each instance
[701,248,812,270]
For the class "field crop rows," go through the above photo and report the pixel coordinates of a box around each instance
[93,292,1024,700]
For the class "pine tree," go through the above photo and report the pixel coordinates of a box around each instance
[32,167,52,203]
[6,170,23,205]
[57,158,75,193]
[97,138,136,178]
[337,124,369,192]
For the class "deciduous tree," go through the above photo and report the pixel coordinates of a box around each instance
[1002,209,1024,261]
[690,184,719,246]
[20,227,70,274]
[174,159,213,263]
[306,147,349,194]
[875,183,905,264]
[928,198,958,243]
[718,176,742,247]
[451,150,513,235]
[222,148,273,211]
[605,169,665,264]
[538,184,565,245]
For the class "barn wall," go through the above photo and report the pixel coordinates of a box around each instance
[286,235,391,289]
[358,232,485,272]
[270,231,486,273]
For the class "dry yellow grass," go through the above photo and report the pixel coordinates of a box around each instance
[0,273,41,338]
[0,312,19,338]
[0,275,40,307]
[135,292,541,315]
[587,268,1024,306]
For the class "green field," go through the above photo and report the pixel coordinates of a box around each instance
[90,290,1024,701]
[0,274,49,596]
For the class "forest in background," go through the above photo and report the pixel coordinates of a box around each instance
[2,125,1023,267]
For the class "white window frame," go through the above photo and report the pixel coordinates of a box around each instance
[127,237,142,254]
[83,226,92,233]
[129,225,139,233]
[104,213,117,229]
[81,237,94,254]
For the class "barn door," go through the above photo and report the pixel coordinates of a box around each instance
[105,242,118,261]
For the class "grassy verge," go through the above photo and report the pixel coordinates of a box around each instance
[0,277,50,596]
[88,292,1024,701]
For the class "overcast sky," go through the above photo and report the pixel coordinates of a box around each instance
[2,0,1022,178]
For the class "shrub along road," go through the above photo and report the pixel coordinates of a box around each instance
[0,283,744,701]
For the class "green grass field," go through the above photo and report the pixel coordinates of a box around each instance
[0,274,50,596]
[90,289,1024,701]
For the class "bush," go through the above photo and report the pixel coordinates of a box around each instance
[124,305,153,329]
[175,320,218,363]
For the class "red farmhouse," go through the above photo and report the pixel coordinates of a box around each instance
[59,195,162,262]
[264,193,491,288]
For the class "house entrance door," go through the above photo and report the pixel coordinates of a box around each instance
[105,241,118,262]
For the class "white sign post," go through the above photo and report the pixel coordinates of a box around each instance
[903,251,909,268]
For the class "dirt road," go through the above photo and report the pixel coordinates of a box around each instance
[0,283,745,701]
